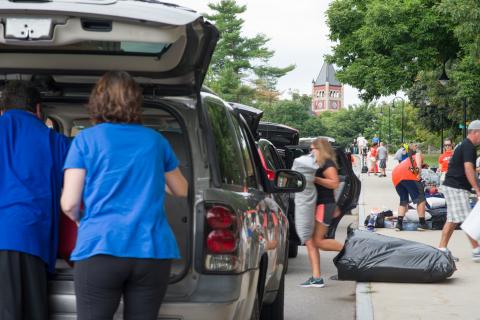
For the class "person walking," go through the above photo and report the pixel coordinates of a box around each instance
[299,138,343,288]
[391,143,429,231]
[61,71,188,320]
[377,142,388,177]
[369,142,379,174]
[0,81,70,320]
[438,121,480,261]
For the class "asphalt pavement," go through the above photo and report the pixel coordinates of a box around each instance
[284,215,357,320]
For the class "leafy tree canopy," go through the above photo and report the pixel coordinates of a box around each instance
[204,0,294,105]
[326,0,459,101]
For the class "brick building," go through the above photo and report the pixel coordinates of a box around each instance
[311,62,344,114]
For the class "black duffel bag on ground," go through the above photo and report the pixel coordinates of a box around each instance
[333,228,456,283]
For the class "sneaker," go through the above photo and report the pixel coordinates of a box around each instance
[417,222,429,231]
[440,248,459,262]
[299,277,325,288]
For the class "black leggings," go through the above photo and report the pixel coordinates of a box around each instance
[74,255,171,320]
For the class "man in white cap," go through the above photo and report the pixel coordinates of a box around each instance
[439,120,480,261]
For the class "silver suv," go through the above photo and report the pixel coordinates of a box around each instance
[0,1,305,319]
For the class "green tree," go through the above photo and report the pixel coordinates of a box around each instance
[204,0,294,104]
[261,94,311,131]
[326,0,459,101]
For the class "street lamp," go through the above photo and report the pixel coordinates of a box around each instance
[391,96,406,144]
[463,98,467,139]
[438,63,449,153]
[379,105,383,143]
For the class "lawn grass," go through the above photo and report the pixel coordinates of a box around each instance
[422,153,440,168]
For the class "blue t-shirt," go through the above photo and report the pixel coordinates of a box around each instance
[0,110,70,272]
[63,123,180,261]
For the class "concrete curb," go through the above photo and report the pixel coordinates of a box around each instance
[356,282,374,320]
[355,172,374,320]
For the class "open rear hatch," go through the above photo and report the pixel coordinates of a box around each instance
[0,0,218,93]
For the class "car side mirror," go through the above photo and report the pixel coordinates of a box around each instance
[273,169,306,193]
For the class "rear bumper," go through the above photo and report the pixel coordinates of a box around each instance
[158,301,247,320]
[49,270,259,320]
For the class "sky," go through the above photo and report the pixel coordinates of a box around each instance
[166,0,364,107]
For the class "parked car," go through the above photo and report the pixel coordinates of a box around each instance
[230,103,302,258]
[255,139,298,258]
[0,1,306,319]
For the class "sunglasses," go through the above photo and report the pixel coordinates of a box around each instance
[444,144,452,146]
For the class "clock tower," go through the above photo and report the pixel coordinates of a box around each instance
[311,62,344,114]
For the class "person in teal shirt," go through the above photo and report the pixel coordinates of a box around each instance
[61,71,188,320]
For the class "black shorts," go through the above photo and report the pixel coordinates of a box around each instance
[315,203,337,226]
[395,180,425,206]
[379,159,387,169]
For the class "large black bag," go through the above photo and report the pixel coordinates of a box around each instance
[333,229,456,283]
[428,207,448,230]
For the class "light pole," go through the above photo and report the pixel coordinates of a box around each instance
[463,98,467,140]
[379,105,383,143]
[391,96,406,144]
[438,63,449,153]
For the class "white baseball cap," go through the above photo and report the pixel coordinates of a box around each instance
[468,120,480,130]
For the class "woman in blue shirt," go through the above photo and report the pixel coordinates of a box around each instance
[61,71,188,320]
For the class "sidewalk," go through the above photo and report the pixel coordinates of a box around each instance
[356,156,480,320]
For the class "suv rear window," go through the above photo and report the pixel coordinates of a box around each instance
[0,41,170,56]
[205,98,249,190]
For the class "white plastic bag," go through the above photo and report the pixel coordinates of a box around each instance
[426,197,446,209]
[461,202,480,241]
[292,154,318,244]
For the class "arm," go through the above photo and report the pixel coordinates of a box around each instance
[165,168,188,197]
[415,152,423,172]
[464,162,480,196]
[314,167,340,190]
[61,168,86,224]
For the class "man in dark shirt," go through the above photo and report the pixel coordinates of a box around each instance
[439,120,480,262]
[0,81,70,319]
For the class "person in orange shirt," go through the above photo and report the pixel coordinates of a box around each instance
[438,138,454,173]
[369,142,379,174]
[391,143,428,231]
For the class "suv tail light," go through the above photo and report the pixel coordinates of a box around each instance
[204,205,241,272]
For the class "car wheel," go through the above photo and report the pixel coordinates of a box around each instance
[250,291,261,320]
[288,241,298,258]
[260,271,285,320]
